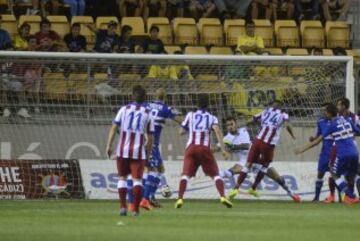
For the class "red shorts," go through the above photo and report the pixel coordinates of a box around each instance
[117,157,145,179]
[182,145,219,177]
[247,139,275,167]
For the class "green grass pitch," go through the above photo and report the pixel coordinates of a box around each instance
[0,200,360,241]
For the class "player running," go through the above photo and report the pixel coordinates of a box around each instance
[174,94,233,209]
[140,88,183,210]
[295,103,360,205]
[106,85,155,216]
[228,100,296,200]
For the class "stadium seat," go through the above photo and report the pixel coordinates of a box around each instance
[198,18,223,46]
[300,21,324,48]
[286,48,309,56]
[209,46,233,55]
[345,49,360,57]
[0,15,17,39]
[184,46,207,55]
[274,20,299,48]
[147,17,172,44]
[253,19,274,47]
[96,16,119,34]
[224,19,245,46]
[322,49,333,56]
[164,45,182,54]
[71,16,95,44]
[18,15,41,34]
[121,17,145,36]
[325,21,350,49]
[47,15,70,38]
[43,73,68,100]
[173,17,198,45]
[196,74,225,92]
[118,74,142,92]
[265,48,283,55]
[69,73,93,95]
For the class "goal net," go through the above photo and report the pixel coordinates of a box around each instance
[0,52,354,200]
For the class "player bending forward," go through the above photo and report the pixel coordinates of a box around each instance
[228,100,297,200]
[106,85,155,216]
[295,103,360,205]
[174,94,233,209]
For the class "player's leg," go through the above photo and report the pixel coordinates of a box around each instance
[220,164,242,188]
[117,157,131,216]
[129,159,146,216]
[157,164,172,198]
[126,175,135,212]
[313,171,325,202]
[140,167,157,210]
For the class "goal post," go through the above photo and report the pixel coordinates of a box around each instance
[0,51,355,200]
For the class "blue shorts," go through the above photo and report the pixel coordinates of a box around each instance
[331,155,359,176]
[148,146,163,168]
[317,151,331,173]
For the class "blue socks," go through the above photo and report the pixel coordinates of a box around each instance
[127,178,133,204]
[336,177,355,198]
[314,179,323,201]
[143,173,157,200]
[150,176,161,199]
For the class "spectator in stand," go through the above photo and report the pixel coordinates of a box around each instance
[116,25,135,53]
[0,16,13,50]
[118,0,144,17]
[311,47,323,55]
[143,0,166,21]
[86,21,119,53]
[322,0,350,21]
[8,1,40,15]
[64,23,87,52]
[147,64,178,80]
[63,0,86,16]
[40,0,60,15]
[213,0,252,19]
[173,50,194,80]
[251,0,272,19]
[13,23,31,50]
[143,25,165,54]
[294,0,320,21]
[272,0,295,20]
[34,18,62,51]
[189,0,216,20]
[236,20,265,55]
[167,0,187,19]
[333,47,346,56]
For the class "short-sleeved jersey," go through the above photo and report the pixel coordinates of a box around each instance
[181,109,219,148]
[316,118,334,153]
[147,101,177,147]
[322,116,360,158]
[254,107,289,145]
[224,127,251,165]
[113,103,155,160]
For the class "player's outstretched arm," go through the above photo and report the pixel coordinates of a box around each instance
[173,115,184,125]
[284,121,296,140]
[294,135,323,155]
[106,124,118,159]
[213,125,231,160]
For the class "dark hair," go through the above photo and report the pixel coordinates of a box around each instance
[19,23,30,30]
[312,47,322,54]
[198,94,209,109]
[72,23,81,28]
[150,25,160,32]
[337,97,350,109]
[121,25,132,35]
[174,50,183,54]
[132,85,146,103]
[40,18,51,27]
[325,103,338,117]
[333,47,346,56]
[245,20,255,27]
[107,20,118,27]
[225,116,236,123]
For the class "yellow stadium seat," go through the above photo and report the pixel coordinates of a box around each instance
[93,73,108,85]
[121,17,145,35]
[43,73,68,100]
[173,17,198,45]
[224,19,245,46]
[0,15,17,39]
[265,48,283,55]
[300,21,324,48]
[345,50,360,57]
[253,19,274,47]
[184,46,207,55]
[71,16,95,44]
[69,73,92,95]
[164,45,182,54]
[96,16,119,34]
[322,49,333,56]
[46,15,70,37]
[286,48,309,56]
[196,74,225,92]
[198,18,223,46]
[274,20,299,48]
[147,17,172,44]
[209,46,233,55]
[18,15,41,34]
[118,74,142,92]
[0,0,8,5]
[325,21,350,49]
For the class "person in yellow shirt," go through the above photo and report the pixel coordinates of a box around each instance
[236,20,264,55]
[173,51,194,80]
[147,64,178,80]
[13,23,31,50]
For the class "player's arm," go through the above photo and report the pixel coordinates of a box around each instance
[247,111,263,126]
[106,124,118,159]
[309,121,321,141]
[284,120,296,140]
[213,124,231,160]
[146,116,155,160]
[294,135,323,155]
[179,113,190,135]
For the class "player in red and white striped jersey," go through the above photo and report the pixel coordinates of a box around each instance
[174,94,233,209]
[106,85,155,217]
[228,100,296,200]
